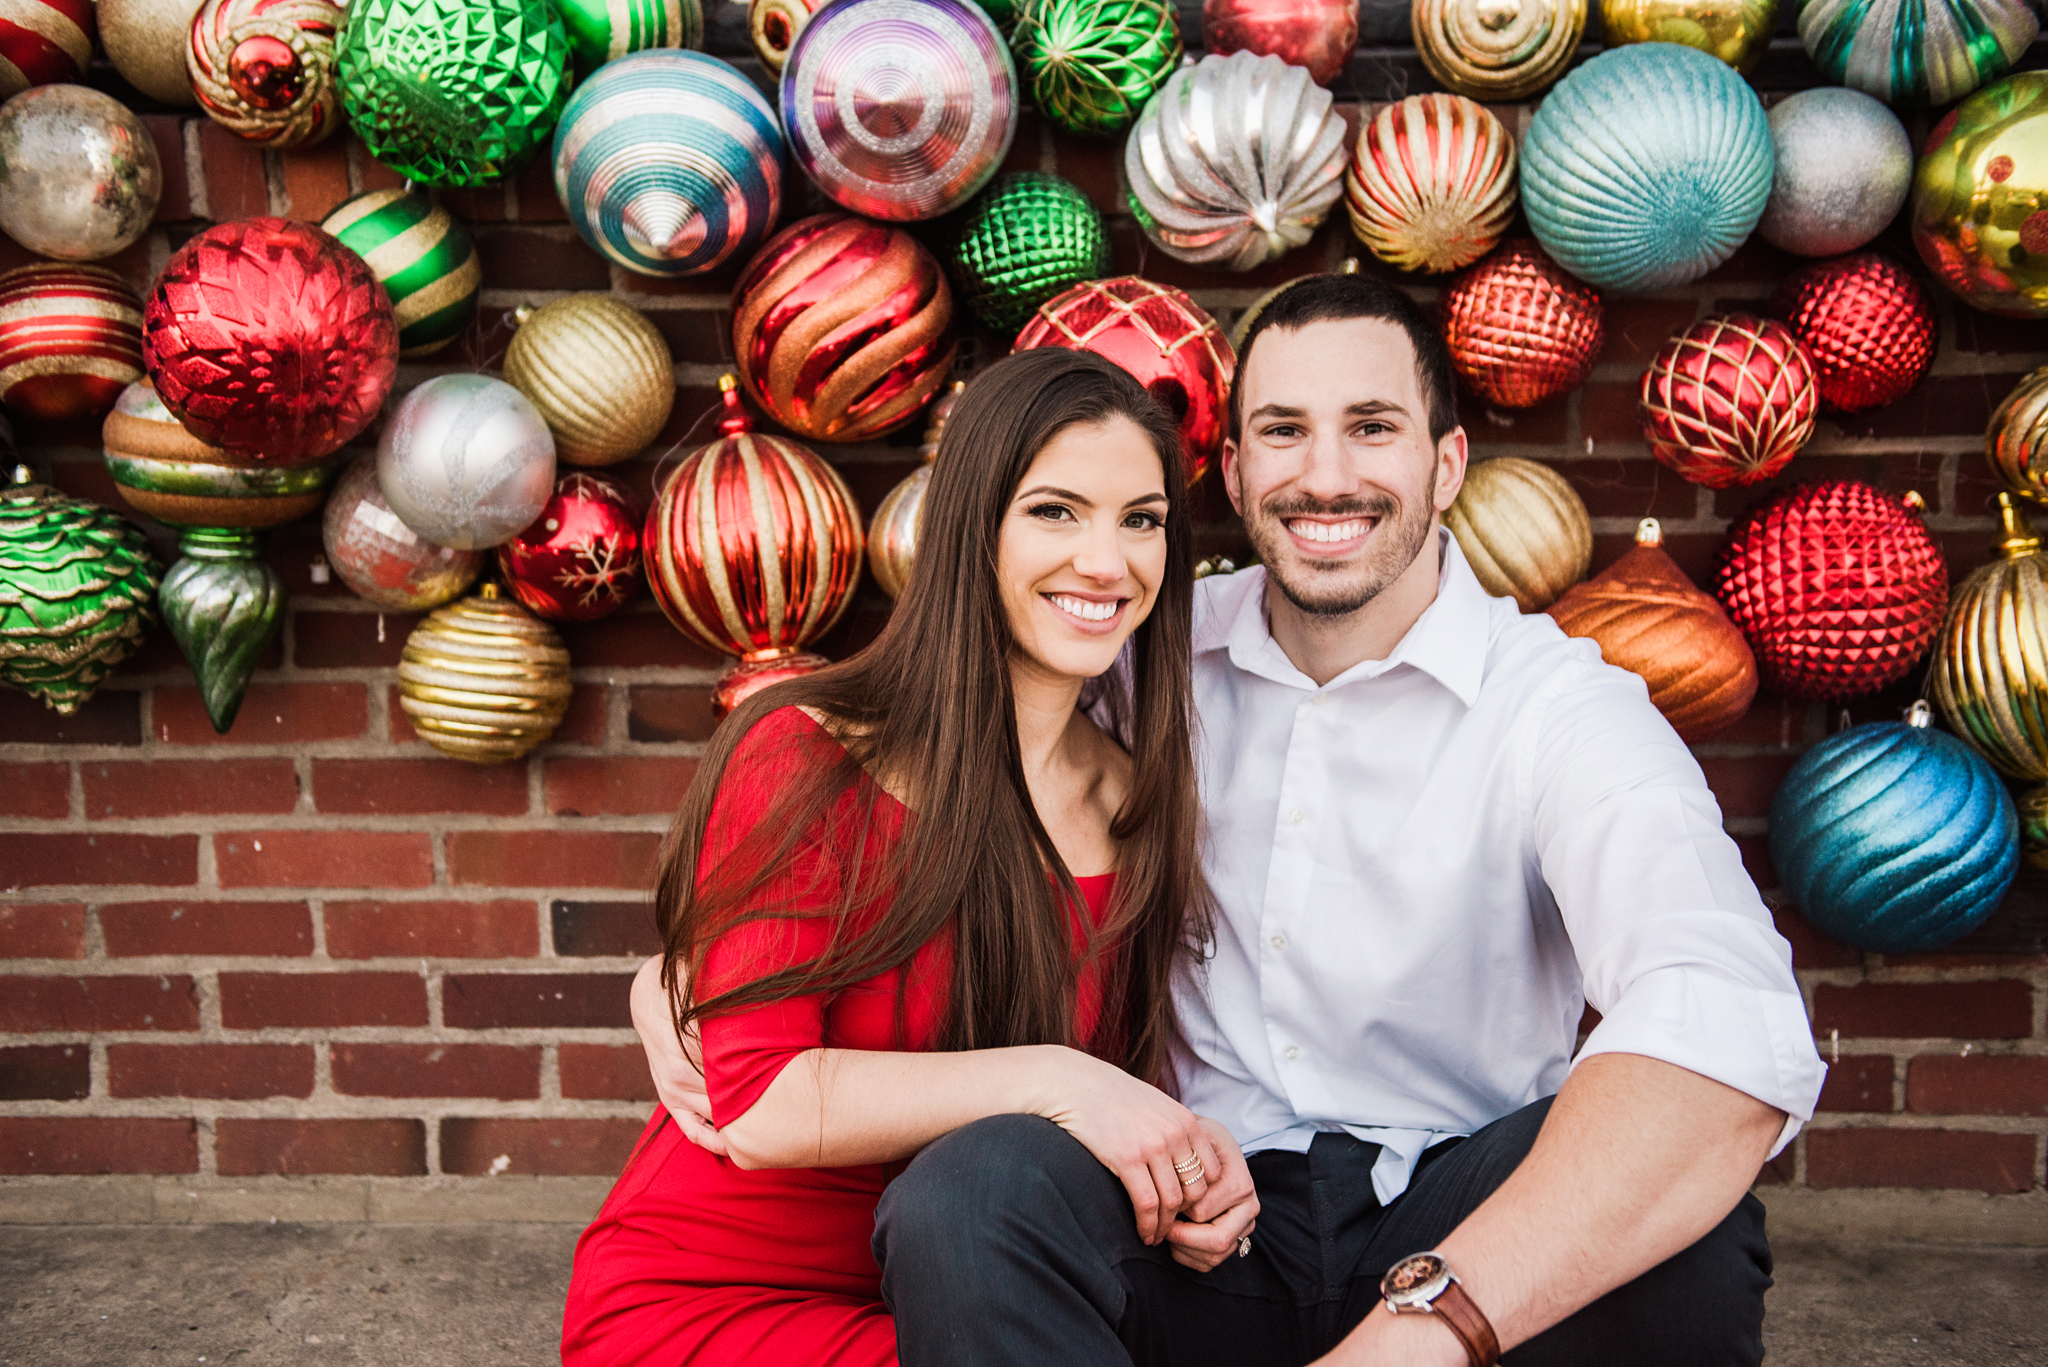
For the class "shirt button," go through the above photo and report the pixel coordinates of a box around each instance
[1270,933,1287,951]
[1288,809,1305,826]
[1283,1045,1302,1061]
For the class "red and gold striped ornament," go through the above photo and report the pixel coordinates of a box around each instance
[0,264,146,421]
[1639,314,1817,490]
[187,0,343,149]
[645,376,864,715]
[0,0,94,98]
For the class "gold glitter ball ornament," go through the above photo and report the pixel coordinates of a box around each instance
[396,582,573,763]
[503,295,676,468]
[1346,94,1517,274]
[102,0,206,105]
[1412,0,1585,101]
[1444,454,1592,611]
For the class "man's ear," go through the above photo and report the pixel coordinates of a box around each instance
[1433,427,1470,512]
[1220,438,1245,517]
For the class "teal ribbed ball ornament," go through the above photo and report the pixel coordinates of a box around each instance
[1519,42,1772,293]
[945,173,1110,331]
[1769,702,2019,954]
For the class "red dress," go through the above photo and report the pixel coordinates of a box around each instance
[562,707,1125,1367]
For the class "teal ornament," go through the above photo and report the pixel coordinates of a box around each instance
[1519,42,1773,293]
[160,527,286,734]
[1769,702,2019,954]
[1797,0,2036,109]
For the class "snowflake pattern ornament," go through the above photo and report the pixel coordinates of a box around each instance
[496,470,644,623]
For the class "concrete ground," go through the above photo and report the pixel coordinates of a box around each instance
[1,1226,2043,1365]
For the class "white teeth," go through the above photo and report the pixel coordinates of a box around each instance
[1049,594,1119,622]
[1288,519,1371,543]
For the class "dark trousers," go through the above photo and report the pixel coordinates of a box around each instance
[872,1099,1771,1366]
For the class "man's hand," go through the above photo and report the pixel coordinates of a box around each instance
[628,955,723,1154]
[1163,1117,1259,1273]
[1310,1307,1469,1367]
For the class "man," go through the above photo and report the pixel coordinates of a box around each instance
[631,275,1825,1365]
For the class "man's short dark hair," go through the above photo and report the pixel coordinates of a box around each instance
[1228,273,1458,446]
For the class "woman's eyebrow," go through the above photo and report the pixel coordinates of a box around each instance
[1015,485,1092,505]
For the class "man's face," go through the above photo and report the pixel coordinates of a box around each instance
[1222,318,1467,618]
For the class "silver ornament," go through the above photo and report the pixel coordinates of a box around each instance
[1758,88,1913,259]
[376,375,558,551]
[1125,51,1346,272]
[0,86,164,262]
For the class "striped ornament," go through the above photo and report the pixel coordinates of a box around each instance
[554,0,703,77]
[103,379,339,528]
[320,190,481,358]
[0,264,145,422]
[0,0,93,99]
[1346,94,1517,274]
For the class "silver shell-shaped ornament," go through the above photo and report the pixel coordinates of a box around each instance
[1124,51,1347,272]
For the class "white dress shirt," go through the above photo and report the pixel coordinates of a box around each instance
[1176,530,1827,1203]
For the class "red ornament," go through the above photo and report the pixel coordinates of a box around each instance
[1772,253,1936,415]
[645,377,865,716]
[187,0,343,150]
[732,212,956,443]
[1639,314,1818,490]
[1201,0,1358,86]
[0,0,94,98]
[142,217,397,463]
[496,471,644,623]
[1438,239,1603,409]
[1014,276,1235,483]
[0,264,144,420]
[1715,481,1948,702]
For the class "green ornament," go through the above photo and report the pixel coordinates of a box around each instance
[1011,0,1181,137]
[337,0,572,188]
[946,172,1111,331]
[160,528,285,734]
[320,190,482,358]
[971,0,1020,30]
[0,464,161,715]
[554,0,704,78]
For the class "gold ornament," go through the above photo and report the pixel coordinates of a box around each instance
[749,0,822,72]
[868,379,961,599]
[503,295,675,468]
[1345,94,1517,273]
[396,583,573,763]
[1444,455,1591,611]
[1412,0,1585,101]
[102,0,207,106]
[1597,0,1777,73]
[1986,364,2048,501]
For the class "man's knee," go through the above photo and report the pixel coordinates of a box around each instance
[874,1114,1108,1265]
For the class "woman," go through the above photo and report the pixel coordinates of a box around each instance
[561,348,1256,1365]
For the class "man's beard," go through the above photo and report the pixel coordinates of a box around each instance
[1244,479,1436,618]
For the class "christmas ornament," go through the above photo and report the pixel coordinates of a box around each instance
[0,85,162,263]
[495,470,643,623]
[321,451,483,611]
[1597,0,1775,72]
[187,0,341,150]
[0,0,93,99]
[1769,701,2017,954]
[1520,43,1771,294]
[869,380,962,599]
[1011,0,1178,137]
[1546,517,1757,741]
[158,525,285,732]
[749,0,821,72]
[318,190,480,360]
[784,0,1016,220]
[0,265,145,422]
[1772,254,1935,415]
[0,465,160,715]
[142,217,398,463]
[1799,0,2034,108]
[1639,315,1818,490]
[1201,0,1356,86]
[1412,0,1581,101]
[1125,52,1346,273]
[1345,94,1517,275]
[646,377,864,716]
[1757,89,1912,259]
[733,213,956,444]
[336,0,570,188]
[1229,257,1360,352]
[502,295,674,468]
[101,0,206,105]
[1911,73,2048,320]
[103,379,339,528]
[555,0,702,78]
[1443,455,1590,612]
[1438,240,1603,410]
[1987,364,2048,502]
[376,374,556,551]
[1013,277,1234,483]
[944,173,1110,333]
[552,50,784,278]
[397,582,573,763]
[1715,481,1947,702]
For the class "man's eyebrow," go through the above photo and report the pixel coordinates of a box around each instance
[1246,399,1411,421]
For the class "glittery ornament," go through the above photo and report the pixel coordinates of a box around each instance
[1639,315,1818,490]
[159,525,285,732]
[187,0,341,150]
[142,217,398,463]
[1911,73,2048,320]
[0,0,93,99]
[554,0,702,78]
[104,379,339,528]
[1438,240,1603,410]
[1013,277,1234,483]
[944,173,1110,332]
[397,582,573,762]
[733,213,956,444]
[552,50,784,278]
[1800,0,2034,108]
[1987,365,2048,502]
[0,265,144,422]
[1758,89,1912,259]
[101,0,206,105]
[784,0,1016,221]
[1715,481,1947,702]
[337,0,571,188]
[1201,0,1356,85]
[1125,52,1346,272]
[1546,517,1758,741]
[0,85,162,263]
[319,190,481,359]
[1598,0,1776,71]
[1012,0,1179,137]
[496,470,643,623]
[321,451,483,611]
[869,381,961,599]
[1772,254,1935,415]
[1444,455,1590,612]
[1346,93,1517,275]
[503,295,674,468]
[750,0,821,72]
[376,374,557,551]
[1412,0,1582,100]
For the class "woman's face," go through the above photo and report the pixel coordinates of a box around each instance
[996,414,1170,687]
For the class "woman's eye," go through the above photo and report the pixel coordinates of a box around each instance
[1123,510,1164,531]
[1025,502,1074,523]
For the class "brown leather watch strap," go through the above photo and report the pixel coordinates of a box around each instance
[1428,1279,1500,1367]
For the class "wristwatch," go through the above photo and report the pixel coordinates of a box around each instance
[1380,1252,1500,1367]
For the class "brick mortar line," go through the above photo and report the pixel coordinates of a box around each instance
[0,1099,653,1119]
[1800,1114,2047,1133]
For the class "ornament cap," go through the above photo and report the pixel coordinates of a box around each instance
[480,581,501,601]
[1903,489,1927,513]
[1907,699,1933,729]
[1339,258,1360,275]
[513,304,535,327]
[1995,492,2042,559]
[8,464,31,486]
[1636,517,1662,547]
[177,526,263,562]
[716,375,755,436]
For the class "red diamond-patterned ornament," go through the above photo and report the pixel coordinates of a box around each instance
[1439,239,1604,409]
[1640,314,1818,490]
[1772,253,1936,415]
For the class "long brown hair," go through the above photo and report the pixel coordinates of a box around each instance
[655,347,1209,1086]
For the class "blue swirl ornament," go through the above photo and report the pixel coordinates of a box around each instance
[1797,0,2036,109]
[1519,42,1772,293]
[551,50,785,278]
[1769,702,2019,954]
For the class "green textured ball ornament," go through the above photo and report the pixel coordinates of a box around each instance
[1011,0,1180,137]
[554,0,703,78]
[946,172,1111,331]
[320,190,482,358]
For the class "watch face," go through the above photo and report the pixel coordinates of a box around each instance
[1382,1253,1450,1306]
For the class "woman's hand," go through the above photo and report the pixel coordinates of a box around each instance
[1164,1117,1258,1273]
[628,955,724,1155]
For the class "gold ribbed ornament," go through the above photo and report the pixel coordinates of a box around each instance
[1412,0,1585,100]
[1444,455,1591,611]
[503,295,675,468]
[868,380,961,599]
[396,583,573,763]
[1986,364,2048,502]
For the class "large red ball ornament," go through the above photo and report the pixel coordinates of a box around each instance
[1013,276,1235,483]
[141,216,398,463]
[1771,253,1936,415]
[1202,0,1358,86]
[0,264,145,420]
[1715,481,1948,702]
[1639,314,1818,490]
[1438,239,1603,409]
[496,470,644,624]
